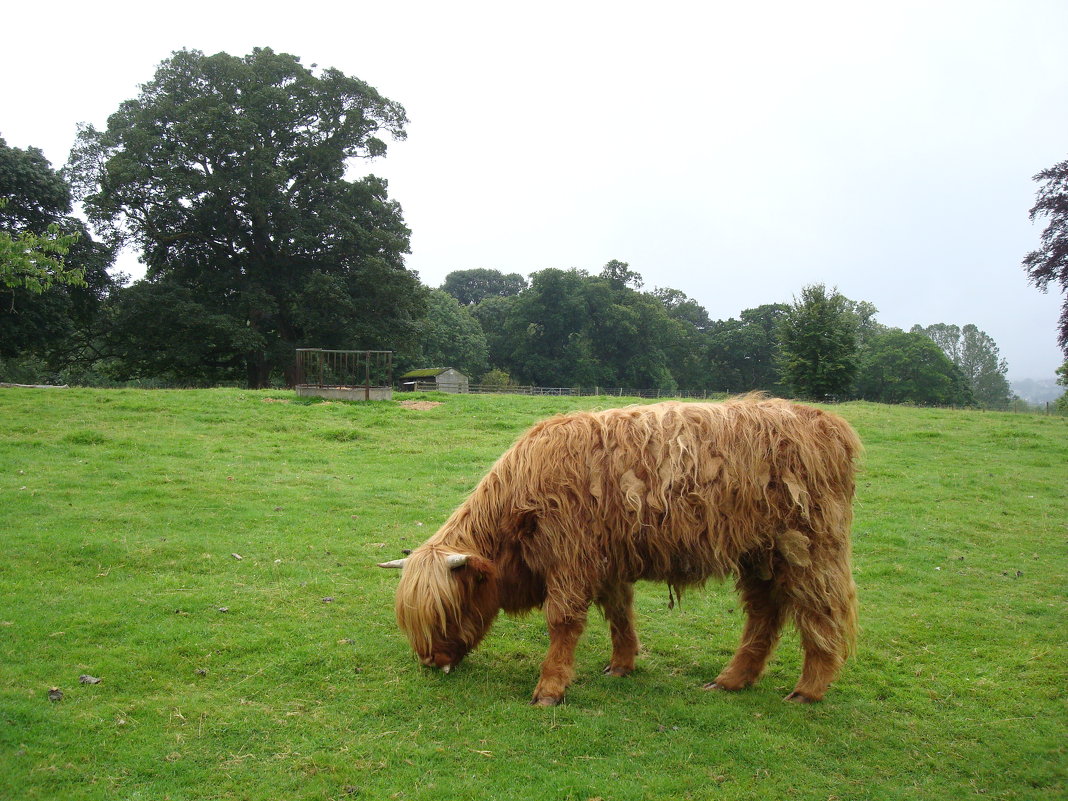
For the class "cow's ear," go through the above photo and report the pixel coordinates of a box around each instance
[458,554,495,582]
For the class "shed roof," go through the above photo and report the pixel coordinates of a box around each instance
[400,368,454,378]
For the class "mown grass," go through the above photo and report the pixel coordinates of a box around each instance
[0,389,1065,800]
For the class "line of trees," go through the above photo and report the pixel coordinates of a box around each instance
[0,46,1052,410]
[433,266,1015,407]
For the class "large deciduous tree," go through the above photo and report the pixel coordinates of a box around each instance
[406,289,489,380]
[911,323,1013,408]
[1,136,114,378]
[651,287,715,390]
[707,304,789,393]
[855,330,972,406]
[67,48,423,387]
[1055,361,1068,411]
[1022,157,1068,356]
[495,265,680,389]
[500,268,606,387]
[777,284,858,400]
[441,269,528,305]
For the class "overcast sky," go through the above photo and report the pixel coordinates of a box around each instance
[4,0,1066,379]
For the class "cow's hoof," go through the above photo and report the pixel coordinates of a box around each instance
[783,691,817,703]
[703,680,744,691]
[603,664,633,677]
[530,694,564,707]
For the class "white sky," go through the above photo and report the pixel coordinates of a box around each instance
[4,0,1066,379]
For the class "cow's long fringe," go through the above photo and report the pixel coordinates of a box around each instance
[395,545,498,657]
[395,394,861,660]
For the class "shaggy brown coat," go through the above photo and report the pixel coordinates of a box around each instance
[382,396,861,705]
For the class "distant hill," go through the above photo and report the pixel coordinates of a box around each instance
[1011,378,1064,404]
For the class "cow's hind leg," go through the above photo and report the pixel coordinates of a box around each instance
[598,583,638,677]
[785,558,857,703]
[705,568,786,692]
[531,595,589,707]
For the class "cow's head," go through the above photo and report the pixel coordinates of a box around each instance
[379,547,499,672]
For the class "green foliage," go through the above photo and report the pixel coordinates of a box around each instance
[1055,361,1068,411]
[777,284,858,399]
[66,48,422,387]
[855,330,973,405]
[0,138,115,372]
[478,368,514,386]
[911,323,1013,408]
[405,289,489,379]
[0,221,82,295]
[497,268,606,386]
[440,268,528,305]
[599,258,644,290]
[844,298,887,350]
[651,286,712,331]
[470,294,519,372]
[707,304,789,393]
[496,266,681,389]
[1022,156,1068,356]
[0,390,1065,800]
[1,139,87,301]
[103,279,264,386]
[650,287,716,390]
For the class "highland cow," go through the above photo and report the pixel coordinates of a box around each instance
[379,396,861,706]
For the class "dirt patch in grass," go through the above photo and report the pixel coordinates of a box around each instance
[398,400,443,410]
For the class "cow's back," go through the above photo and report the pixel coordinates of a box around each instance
[492,399,859,587]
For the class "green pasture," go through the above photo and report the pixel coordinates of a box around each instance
[0,389,1065,800]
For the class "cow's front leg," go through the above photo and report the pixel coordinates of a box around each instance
[705,567,786,692]
[531,607,588,706]
[599,582,638,677]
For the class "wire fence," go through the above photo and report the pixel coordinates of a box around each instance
[465,384,728,400]
[415,382,1067,415]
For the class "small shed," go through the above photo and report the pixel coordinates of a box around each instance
[400,367,469,393]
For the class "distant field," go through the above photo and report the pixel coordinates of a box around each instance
[1,389,1065,800]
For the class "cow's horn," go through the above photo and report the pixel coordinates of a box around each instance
[377,558,407,569]
[444,553,470,569]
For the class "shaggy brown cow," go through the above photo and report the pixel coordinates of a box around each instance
[379,396,861,706]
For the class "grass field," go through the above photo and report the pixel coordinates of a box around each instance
[0,388,1065,800]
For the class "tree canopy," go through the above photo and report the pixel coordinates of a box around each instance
[0,209,82,299]
[441,268,528,305]
[1055,361,1068,412]
[911,323,1013,408]
[488,265,683,389]
[1022,156,1068,357]
[776,284,858,400]
[1,138,85,302]
[1,137,114,373]
[855,330,972,406]
[67,48,422,387]
[707,304,789,394]
[406,289,489,379]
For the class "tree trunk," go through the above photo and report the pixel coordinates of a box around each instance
[246,351,270,389]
